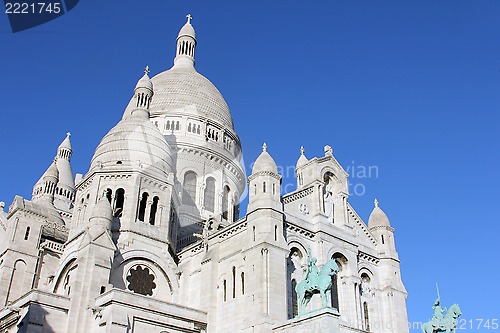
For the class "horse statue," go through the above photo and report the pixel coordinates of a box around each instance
[422,303,462,333]
[295,255,339,316]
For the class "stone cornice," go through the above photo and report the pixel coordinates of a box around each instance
[282,186,314,204]
[346,203,376,245]
[284,221,315,239]
[247,171,281,182]
[357,251,380,265]
[369,225,394,232]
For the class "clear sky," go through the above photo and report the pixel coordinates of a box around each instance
[1,1,499,331]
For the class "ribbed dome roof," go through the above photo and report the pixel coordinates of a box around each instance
[368,199,391,228]
[296,147,308,169]
[58,132,72,150]
[45,160,59,179]
[178,22,195,39]
[252,144,278,174]
[150,67,234,129]
[90,116,173,176]
[135,72,153,92]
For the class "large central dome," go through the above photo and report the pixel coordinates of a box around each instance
[144,16,246,243]
[150,66,234,129]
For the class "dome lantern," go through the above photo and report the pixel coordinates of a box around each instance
[174,14,197,68]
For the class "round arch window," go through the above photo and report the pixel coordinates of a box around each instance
[126,265,156,296]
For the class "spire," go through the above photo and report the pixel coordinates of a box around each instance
[54,132,75,202]
[252,143,278,175]
[32,160,59,205]
[57,131,73,162]
[368,198,391,229]
[131,67,154,118]
[174,14,197,68]
[296,146,308,169]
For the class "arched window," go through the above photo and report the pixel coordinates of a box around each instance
[204,177,216,212]
[263,182,266,193]
[287,247,303,319]
[149,196,159,225]
[114,188,125,218]
[331,253,348,312]
[331,272,340,310]
[291,279,298,318]
[138,192,149,222]
[233,203,240,222]
[24,227,30,240]
[182,171,197,206]
[223,279,227,302]
[363,302,370,330]
[241,272,245,295]
[106,188,112,203]
[232,266,236,299]
[222,185,230,220]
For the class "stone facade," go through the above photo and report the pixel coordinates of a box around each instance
[0,16,409,333]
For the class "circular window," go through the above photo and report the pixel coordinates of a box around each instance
[126,265,156,296]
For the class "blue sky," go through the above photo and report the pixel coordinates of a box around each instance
[1,1,499,331]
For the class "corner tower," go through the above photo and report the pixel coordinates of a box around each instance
[148,15,246,248]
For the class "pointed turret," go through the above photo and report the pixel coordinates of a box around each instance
[54,132,76,212]
[368,199,397,256]
[132,66,154,116]
[247,143,282,212]
[296,146,308,169]
[295,146,308,188]
[368,199,391,228]
[32,160,59,205]
[174,14,197,68]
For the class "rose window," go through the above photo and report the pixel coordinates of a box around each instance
[126,265,156,296]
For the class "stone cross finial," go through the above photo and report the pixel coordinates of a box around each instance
[66,132,71,138]
[374,198,379,208]
[262,143,268,152]
[324,145,333,156]
[186,13,192,24]
[144,66,150,76]
[300,146,305,155]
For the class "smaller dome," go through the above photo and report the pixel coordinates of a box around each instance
[252,143,278,175]
[58,132,72,150]
[178,16,195,39]
[135,70,153,92]
[368,199,391,228]
[44,160,59,179]
[296,146,308,169]
[90,117,173,176]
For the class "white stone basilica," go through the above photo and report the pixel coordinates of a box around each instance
[0,16,409,333]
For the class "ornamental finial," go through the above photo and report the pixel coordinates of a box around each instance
[262,143,268,152]
[300,146,305,155]
[144,66,150,76]
[66,132,71,138]
[186,13,192,24]
[374,198,379,208]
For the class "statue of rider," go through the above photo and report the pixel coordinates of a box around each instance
[305,249,319,287]
[431,296,447,329]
